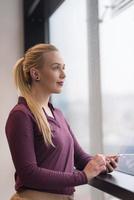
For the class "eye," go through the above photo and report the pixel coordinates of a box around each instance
[54,67,59,71]
[63,65,65,70]
[52,64,59,70]
[51,63,65,71]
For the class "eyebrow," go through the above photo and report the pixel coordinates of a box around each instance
[51,63,65,67]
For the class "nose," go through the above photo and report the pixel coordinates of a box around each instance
[60,69,66,79]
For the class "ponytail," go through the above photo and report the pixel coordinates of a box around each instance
[14,57,30,95]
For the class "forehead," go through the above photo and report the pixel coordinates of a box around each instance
[42,51,64,65]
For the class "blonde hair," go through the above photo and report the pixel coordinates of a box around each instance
[14,43,58,146]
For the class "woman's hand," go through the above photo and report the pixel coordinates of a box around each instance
[83,154,107,181]
[105,155,119,173]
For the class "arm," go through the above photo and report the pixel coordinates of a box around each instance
[5,110,87,190]
[65,119,92,170]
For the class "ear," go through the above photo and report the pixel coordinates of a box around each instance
[29,67,40,81]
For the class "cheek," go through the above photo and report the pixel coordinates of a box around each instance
[40,71,57,85]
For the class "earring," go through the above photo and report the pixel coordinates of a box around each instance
[36,77,39,81]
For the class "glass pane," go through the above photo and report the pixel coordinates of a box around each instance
[49,0,91,199]
[99,1,134,199]
[99,1,134,155]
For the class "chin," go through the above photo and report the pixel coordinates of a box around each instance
[53,89,62,94]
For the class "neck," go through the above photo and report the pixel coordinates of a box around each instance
[30,85,51,108]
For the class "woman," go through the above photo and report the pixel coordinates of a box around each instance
[5,43,118,200]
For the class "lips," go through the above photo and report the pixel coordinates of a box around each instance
[57,81,64,86]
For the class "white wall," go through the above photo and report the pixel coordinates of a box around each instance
[0,0,23,199]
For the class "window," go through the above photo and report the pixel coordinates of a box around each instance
[99,1,134,199]
[99,0,134,155]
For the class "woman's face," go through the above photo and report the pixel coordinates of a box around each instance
[38,51,66,94]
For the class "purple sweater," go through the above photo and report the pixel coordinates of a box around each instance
[5,97,91,195]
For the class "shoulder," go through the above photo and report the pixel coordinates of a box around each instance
[7,103,35,123]
[5,104,36,136]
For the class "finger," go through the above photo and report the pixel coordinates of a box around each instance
[106,157,118,168]
[107,155,119,163]
[96,160,106,166]
[114,156,119,163]
[95,154,106,165]
[106,162,114,173]
[94,165,107,176]
[99,165,107,174]
[109,158,118,168]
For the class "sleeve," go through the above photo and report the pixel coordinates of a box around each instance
[65,119,92,170]
[5,110,88,190]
